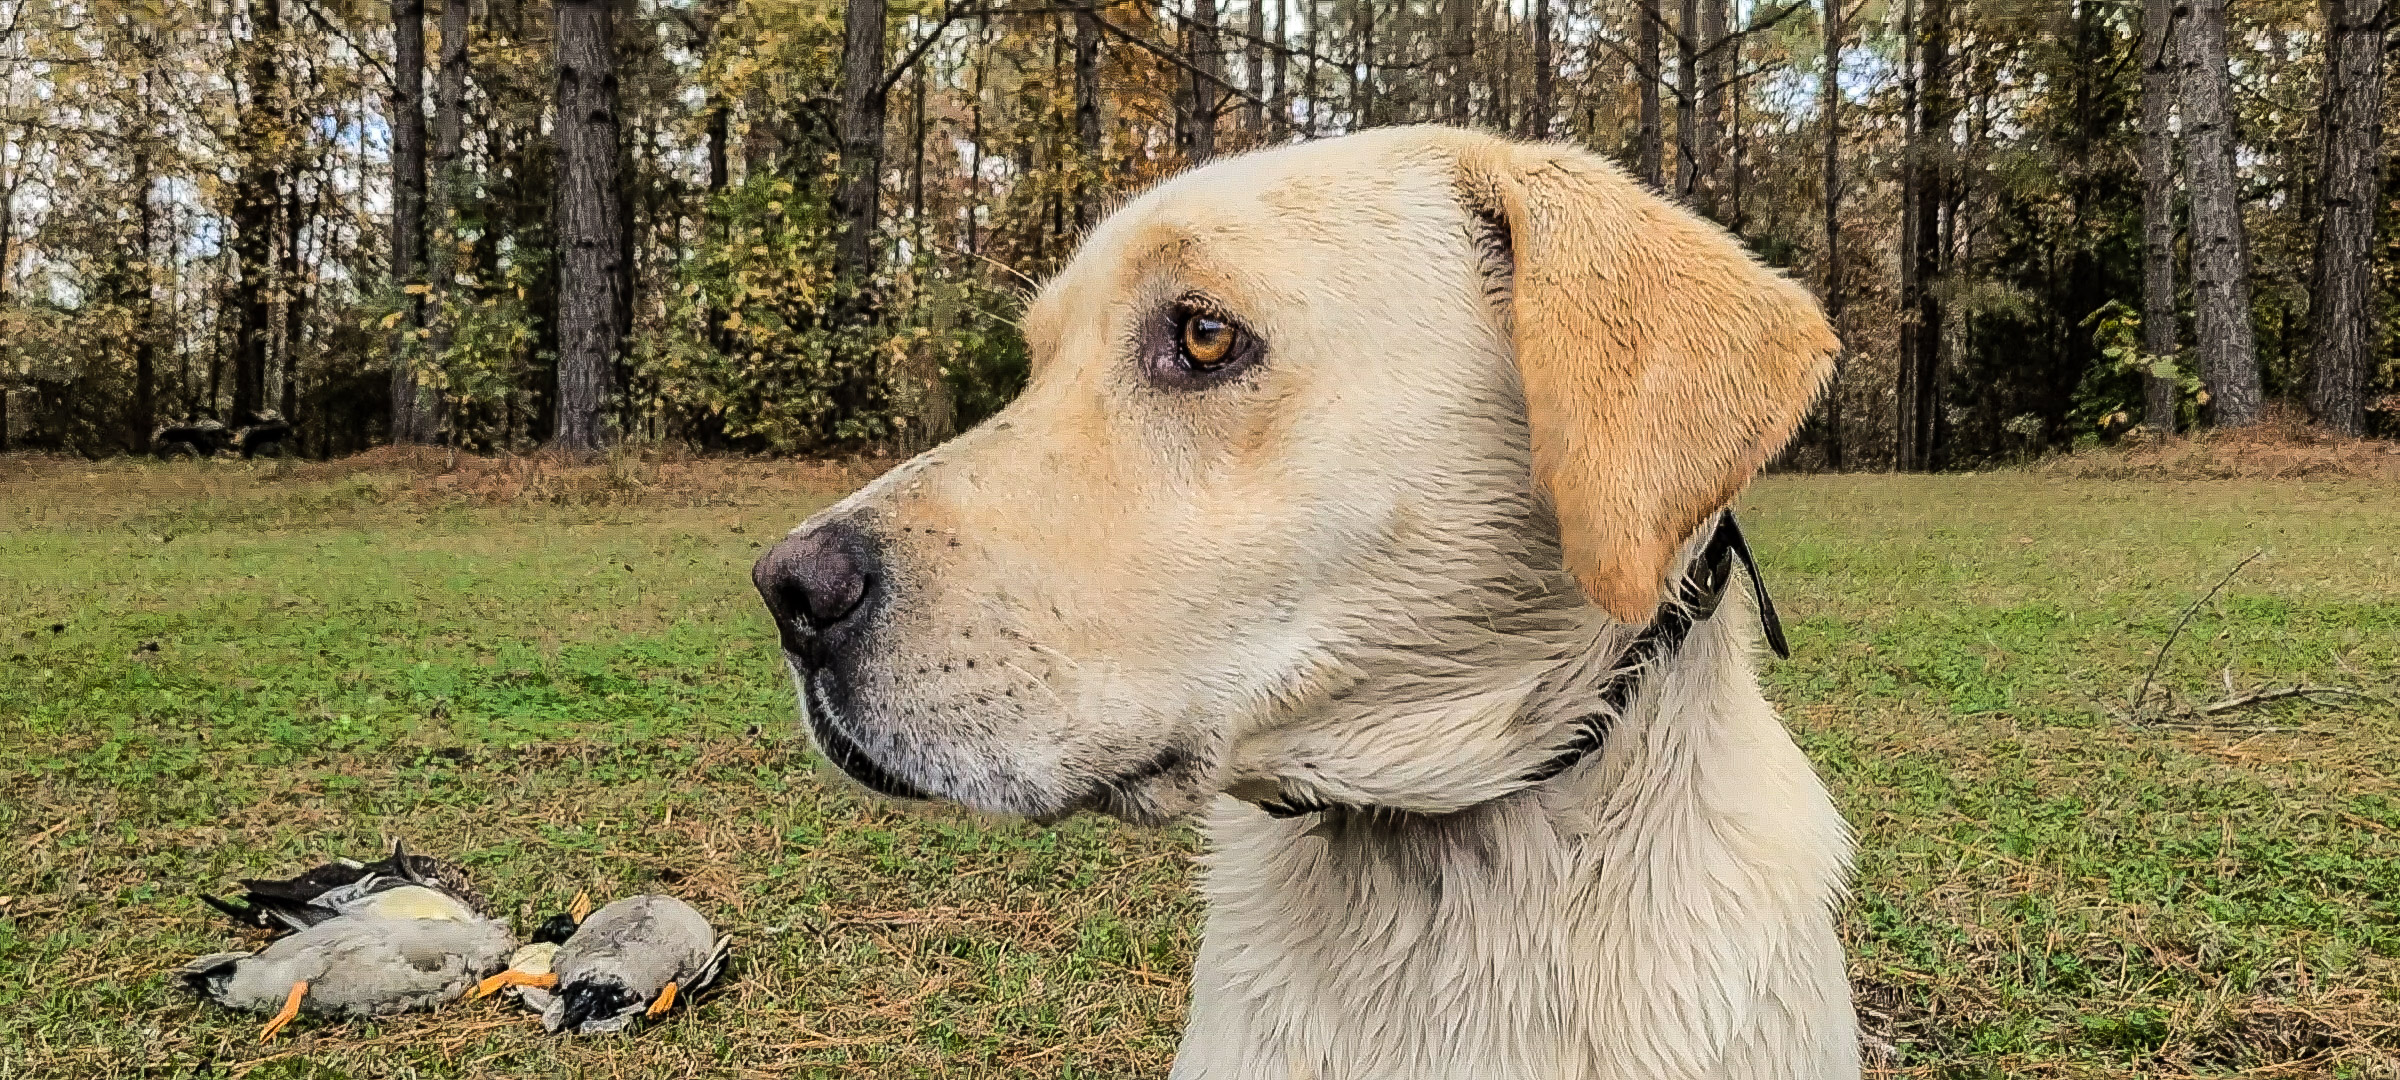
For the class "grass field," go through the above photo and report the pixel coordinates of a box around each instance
[2,453,2396,1079]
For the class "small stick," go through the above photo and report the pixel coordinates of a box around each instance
[2130,550,2262,719]
[2196,685,2388,715]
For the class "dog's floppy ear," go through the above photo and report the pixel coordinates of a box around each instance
[1456,138,1837,624]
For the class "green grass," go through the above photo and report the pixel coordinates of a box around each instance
[2,457,2395,1078]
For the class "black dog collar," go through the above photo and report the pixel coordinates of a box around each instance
[1253,510,1787,819]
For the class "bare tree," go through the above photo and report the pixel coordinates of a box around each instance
[834,0,889,283]
[552,0,626,452]
[389,0,433,442]
[2137,0,2180,432]
[2181,0,2264,427]
[2307,0,2384,436]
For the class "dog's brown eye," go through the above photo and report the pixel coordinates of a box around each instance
[1180,315,1237,368]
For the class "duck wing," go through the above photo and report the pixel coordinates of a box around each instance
[200,859,373,932]
[301,916,517,1019]
[363,838,495,919]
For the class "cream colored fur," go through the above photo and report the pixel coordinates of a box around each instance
[779,127,1857,1078]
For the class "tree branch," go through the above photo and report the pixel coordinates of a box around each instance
[2129,550,2263,718]
[878,6,969,101]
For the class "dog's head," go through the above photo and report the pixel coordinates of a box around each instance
[757,128,1835,824]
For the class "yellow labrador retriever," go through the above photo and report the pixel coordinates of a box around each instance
[757,126,1855,1079]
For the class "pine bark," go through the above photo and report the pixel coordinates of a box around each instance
[1897,0,1948,471]
[1301,0,1322,135]
[133,145,158,452]
[1695,0,1728,214]
[1674,0,1698,198]
[0,177,11,451]
[1637,0,1662,187]
[389,0,433,441]
[2307,0,2383,436]
[552,0,626,452]
[2181,0,2265,426]
[1528,0,1553,137]
[1354,0,1373,131]
[416,0,470,439]
[232,0,283,423]
[1191,0,1221,159]
[1270,0,1288,136]
[1075,2,1103,228]
[1244,0,1266,134]
[1443,0,1471,126]
[833,0,889,284]
[279,166,305,425]
[2138,0,2181,431]
[1819,0,1843,469]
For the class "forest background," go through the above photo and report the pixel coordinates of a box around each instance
[2,0,2396,466]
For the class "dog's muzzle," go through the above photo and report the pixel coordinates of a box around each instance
[755,522,931,800]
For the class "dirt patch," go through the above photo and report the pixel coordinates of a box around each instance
[0,446,893,523]
[2034,410,2400,482]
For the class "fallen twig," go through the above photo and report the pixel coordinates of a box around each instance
[2130,549,2262,719]
[2195,685,2388,715]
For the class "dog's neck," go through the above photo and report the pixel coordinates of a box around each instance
[1176,602,1860,1080]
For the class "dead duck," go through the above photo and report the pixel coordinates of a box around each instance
[179,912,515,1041]
[201,838,492,934]
[475,893,730,1033]
[479,892,590,1014]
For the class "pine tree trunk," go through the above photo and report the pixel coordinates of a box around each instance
[1820,0,1844,470]
[1443,0,1471,125]
[1637,0,1662,187]
[1674,0,1698,198]
[233,0,283,424]
[133,144,157,452]
[834,0,889,285]
[1244,0,1266,134]
[1301,0,1322,136]
[1694,0,1727,214]
[0,178,11,452]
[2181,0,2265,427]
[552,0,625,452]
[1270,0,1289,136]
[1354,0,1373,131]
[2138,0,2181,432]
[1528,0,1553,137]
[2307,0,2382,436]
[1192,0,1221,159]
[1075,2,1103,228]
[415,0,470,440]
[1898,0,1948,471]
[279,167,305,426]
[389,0,431,442]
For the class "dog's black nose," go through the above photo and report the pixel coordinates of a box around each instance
[755,522,878,633]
